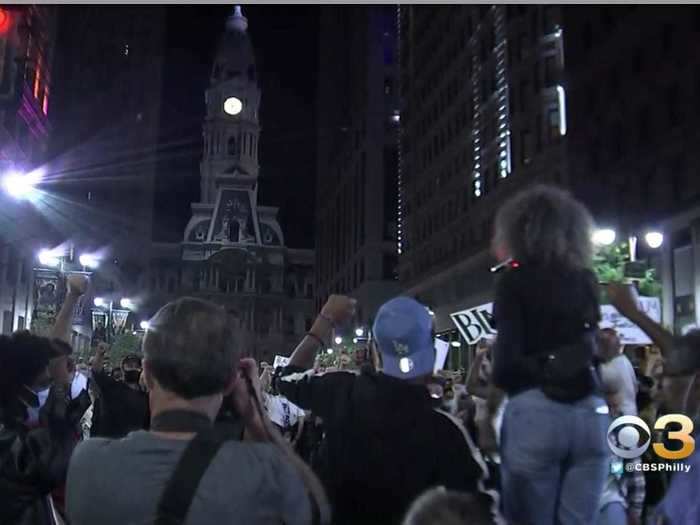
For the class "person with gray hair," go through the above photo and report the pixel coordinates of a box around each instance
[402,487,494,525]
[66,297,326,525]
[484,185,610,524]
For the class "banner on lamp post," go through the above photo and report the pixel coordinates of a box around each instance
[111,309,130,336]
[31,270,61,336]
[91,310,107,346]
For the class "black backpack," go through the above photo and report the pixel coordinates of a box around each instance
[527,329,599,403]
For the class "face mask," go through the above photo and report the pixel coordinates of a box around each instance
[123,370,141,384]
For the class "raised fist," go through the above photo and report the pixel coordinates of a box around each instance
[67,274,89,297]
[320,295,357,325]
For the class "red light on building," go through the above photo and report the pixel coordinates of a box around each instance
[0,9,11,35]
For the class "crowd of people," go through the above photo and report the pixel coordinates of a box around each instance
[1,184,699,525]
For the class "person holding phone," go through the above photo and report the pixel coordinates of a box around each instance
[67,297,325,525]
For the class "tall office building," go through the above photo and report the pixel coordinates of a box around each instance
[315,6,401,324]
[398,5,565,341]
[399,6,700,342]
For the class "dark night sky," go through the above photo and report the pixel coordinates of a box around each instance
[153,6,319,248]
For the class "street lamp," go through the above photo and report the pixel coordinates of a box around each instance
[450,341,462,348]
[93,297,105,307]
[326,348,334,355]
[355,327,365,337]
[592,228,616,246]
[120,297,134,309]
[644,231,664,249]
[2,170,39,199]
[38,248,61,268]
[334,336,342,345]
[79,253,100,269]
[139,320,150,330]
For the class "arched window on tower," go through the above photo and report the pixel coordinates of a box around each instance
[227,136,238,156]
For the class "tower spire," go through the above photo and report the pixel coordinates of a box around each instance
[227,5,248,33]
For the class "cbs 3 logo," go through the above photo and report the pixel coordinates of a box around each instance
[607,415,695,460]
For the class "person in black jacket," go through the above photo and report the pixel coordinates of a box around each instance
[483,185,610,525]
[278,295,498,525]
[90,347,149,438]
[0,275,90,525]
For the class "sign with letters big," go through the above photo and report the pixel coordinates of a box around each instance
[450,303,496,345]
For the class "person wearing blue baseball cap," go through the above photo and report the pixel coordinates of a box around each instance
[371,297,437,380]
[276,295,499,525]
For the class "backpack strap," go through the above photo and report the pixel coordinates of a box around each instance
[154,428,225,525]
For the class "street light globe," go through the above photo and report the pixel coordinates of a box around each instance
[326,348,334,355]
[355,327,364,337]
[140,320,150,330]
[592,228,616,246]
[94,297,105,307]
[2,171,36,199]
[79,253,100,269]
[450,341,462,348]
[645,231,664,249]
[334,336,342,345]
[38,249,60,268]
[120,298,134,309]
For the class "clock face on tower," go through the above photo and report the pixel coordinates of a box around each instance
[223,96,243,116]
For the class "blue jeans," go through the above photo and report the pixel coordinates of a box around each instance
[500,388,611,525]
[597,503,627,525]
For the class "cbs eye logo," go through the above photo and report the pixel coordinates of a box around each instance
[607,415,695,460]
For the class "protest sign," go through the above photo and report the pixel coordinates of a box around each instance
[434,338,450,374]
[273,355,290,369]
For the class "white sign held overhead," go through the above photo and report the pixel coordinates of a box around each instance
[434,339,450,374]
[273,355,290,369]
[450,303,496,345]
[450,297,661,346]
[600,297,661,346]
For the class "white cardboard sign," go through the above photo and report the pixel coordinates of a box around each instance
[434,339,450,374]
[273,355,290,369]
